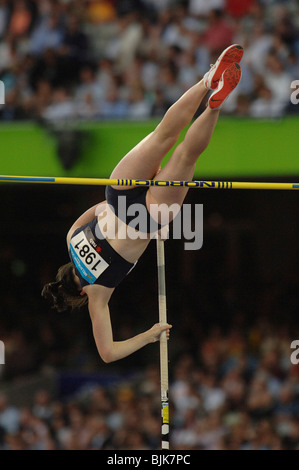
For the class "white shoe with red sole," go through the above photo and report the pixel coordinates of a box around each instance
[204,44,244,91]
[208,62,242,110]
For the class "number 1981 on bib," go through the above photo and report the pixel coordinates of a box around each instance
[71,232,109,277]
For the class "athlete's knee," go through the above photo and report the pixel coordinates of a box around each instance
[182,137,209,162]
[175,142,200,166]
[153,123,180,149]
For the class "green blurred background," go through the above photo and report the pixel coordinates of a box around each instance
[1,117,299,179]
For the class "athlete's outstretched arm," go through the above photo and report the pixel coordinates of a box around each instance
[88,291,171,363]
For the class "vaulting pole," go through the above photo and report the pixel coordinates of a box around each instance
[156,239,170,450]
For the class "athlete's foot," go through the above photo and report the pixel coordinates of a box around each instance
[208,62,242,110]
[204,44,243,91]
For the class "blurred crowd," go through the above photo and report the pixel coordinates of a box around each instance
[1,313,299,450]
[0,0,299,122]
[1,226,299,450]
[0,183,299,450]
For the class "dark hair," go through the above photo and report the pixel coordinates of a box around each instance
[41,262,88,312]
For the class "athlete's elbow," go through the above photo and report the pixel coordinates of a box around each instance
[99,348,115,364]
[101,353,112,364]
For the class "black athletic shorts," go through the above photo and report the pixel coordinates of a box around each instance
[105,185,163,234]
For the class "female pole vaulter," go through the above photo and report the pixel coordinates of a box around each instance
[42,45,243,363]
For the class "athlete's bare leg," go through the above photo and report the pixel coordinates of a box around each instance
[147,61,243,211]
[110,45,243,189]
[147,106,220,208]
[110,80,208,185]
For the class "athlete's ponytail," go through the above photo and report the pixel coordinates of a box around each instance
[41,262,88,312]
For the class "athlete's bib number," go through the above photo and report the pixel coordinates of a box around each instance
[70,231,109,284]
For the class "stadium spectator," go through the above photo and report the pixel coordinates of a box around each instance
[0,394,20,434]
[0,0,9,39]
[201,9,235,56]
[226,0,257,19]
[100,83,129,120]
[8,0,35,39]
[249,85,285,118]
[188,0,225,18]
[29,12,64,56]
[42,86,76,121]
[60,15,90,61]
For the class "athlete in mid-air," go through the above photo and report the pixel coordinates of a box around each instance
[42,45,244,363]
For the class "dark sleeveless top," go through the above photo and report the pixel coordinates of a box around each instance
[69,218,136,288]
